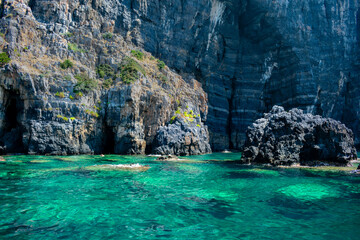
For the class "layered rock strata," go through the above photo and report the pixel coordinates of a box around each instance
[241,106,357,166]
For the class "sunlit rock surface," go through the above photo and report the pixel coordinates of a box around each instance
[241,106,357,166]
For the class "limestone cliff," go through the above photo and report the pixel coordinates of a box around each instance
[0,0,210,155]
[0,0,359,154]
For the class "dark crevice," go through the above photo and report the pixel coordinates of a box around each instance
[0,0,5,18]
[103,127,115,154]
[227,77,236,149]
[28,0,36,10]
[0,90,24,153]
[145,144,152,155]
[5,97,18,131]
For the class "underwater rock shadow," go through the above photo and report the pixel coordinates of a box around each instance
[266,196,322,220]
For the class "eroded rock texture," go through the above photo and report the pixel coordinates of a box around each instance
[0,0,359,154]
[153,116,211,156]
[241,106,357,166]
[0,0,210,155]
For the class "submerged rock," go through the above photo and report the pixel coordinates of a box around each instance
[241,106,357,166]
[156,155,179,161]
[86,164,150,171]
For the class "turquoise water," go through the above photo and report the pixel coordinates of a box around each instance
[0,153,360,239]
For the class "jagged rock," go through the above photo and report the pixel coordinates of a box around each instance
[241,106,357,166]
[155,155,179,161]
[153,118,212,156]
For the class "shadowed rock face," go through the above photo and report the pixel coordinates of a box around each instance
[1,0,359,154]
[241,106,357,166]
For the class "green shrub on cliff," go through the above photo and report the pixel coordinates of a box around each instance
[0,52,10,66]
[102,32,113,40]
[131,50,144,60]
[119,57,146,84]
[74,73,98,93]
[68,43,85,53]
[85,109,99,118]
[55,92,65,98]
[157,59,165,70]
[158,73,168,83]
[57,115,69,122]
[64,32,73,38]
[60,59,74,69]
[96,64,114,78]
[103,79,113,89]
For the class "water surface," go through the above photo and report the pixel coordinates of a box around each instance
[0,153,359,239]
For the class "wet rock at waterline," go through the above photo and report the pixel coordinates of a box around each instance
[153,117,212,156]
[241,106,357,166]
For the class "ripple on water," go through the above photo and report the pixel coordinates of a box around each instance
[277,183,340,201]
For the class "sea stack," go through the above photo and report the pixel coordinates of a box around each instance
[241,106,357,166]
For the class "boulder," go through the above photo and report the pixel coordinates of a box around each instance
[153,118,211,156]
[241,106,357,166]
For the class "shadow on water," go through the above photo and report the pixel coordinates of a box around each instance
[267,196,321,220]
[224,171,261,179]
[179,198,235,220]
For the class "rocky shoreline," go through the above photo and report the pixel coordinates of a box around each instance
[241,106,357,167]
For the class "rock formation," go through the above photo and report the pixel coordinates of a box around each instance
[0,0,359,154]
[153,115,212,156]
[241,106,357,166]
[0,0,210,155]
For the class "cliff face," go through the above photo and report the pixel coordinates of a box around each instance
[0,0,359,154]
[0,0,210,155]
[123,0,359,150]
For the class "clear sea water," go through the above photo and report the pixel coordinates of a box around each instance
[0,153,359,239]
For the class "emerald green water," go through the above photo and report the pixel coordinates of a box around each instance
[1,153,360,239]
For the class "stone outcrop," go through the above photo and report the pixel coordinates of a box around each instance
[241,106,357,166]
[153,116,211,156]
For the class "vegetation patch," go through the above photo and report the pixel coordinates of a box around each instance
[0,52,10,66]
[60,59,74,69]
[119,57,146,84]
[85,109,99,118]
[74,73,98,93]
[131,50,144,60]
[157,59,166,70]
[170,108,198,124]
[64,75,72,81]
[75,92,83,98]
[103,79,113,89]
[158,73,168,83]
[55,92,65,98]
[102,32,113,40]
[57,115,69,121]
[96,64,114,78]
[63,32,73,37]
[68,43,85,53]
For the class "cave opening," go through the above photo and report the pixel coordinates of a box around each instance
[28,0,36,10]
[103,127,115,154]
[0,91,24,153]
[145,144,152,155]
